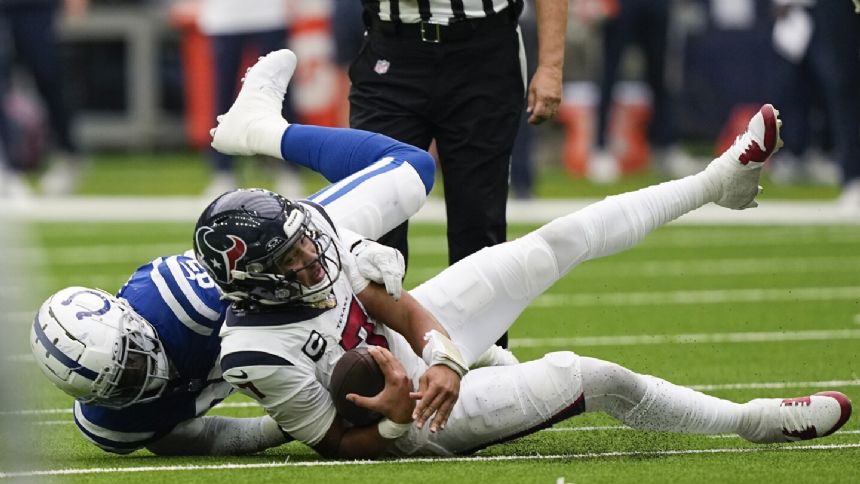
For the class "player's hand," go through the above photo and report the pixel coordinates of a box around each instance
[409,365,461,432]
[346,346,414,424]
[351,240,406,301]
[526,65,563,125]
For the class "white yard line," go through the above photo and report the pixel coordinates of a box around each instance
[407,256,860,281]
[533,286,860,307]
[576,257,860,277]
[5,198,860,225]
[510,329,860,348]
[10,244,187,265]
[8,379,860,418]
[20,232,860,264]
[689,379,860,391]
[543,427,860,438]
[705,430,860,439]
[2,443,859,478]
[24,418,860,441]
[8,328,859,363]
[14,286,858,326]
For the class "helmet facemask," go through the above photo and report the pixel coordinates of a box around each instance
[90,302,170,409]
[227,217,342,306]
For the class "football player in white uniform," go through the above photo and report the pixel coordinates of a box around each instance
[30,68,440,454]
[193,49,852,459]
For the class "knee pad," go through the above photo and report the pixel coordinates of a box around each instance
[424,352,583,454]
[522,352,583,405]
[533,214,592,275]
[497,234,561,300]
[580,357,648,414]
[463,352,582,428]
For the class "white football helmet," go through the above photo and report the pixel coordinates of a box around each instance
[30,287,170,409]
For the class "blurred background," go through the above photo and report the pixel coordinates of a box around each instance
[1,1,858,477]
[0,0,857,207]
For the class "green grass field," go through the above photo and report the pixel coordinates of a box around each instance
[15,151,846,200]
[2,219,858,483]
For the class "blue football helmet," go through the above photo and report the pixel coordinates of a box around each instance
[193,188,341,305]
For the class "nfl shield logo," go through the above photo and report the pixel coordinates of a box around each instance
[374,59,390,75]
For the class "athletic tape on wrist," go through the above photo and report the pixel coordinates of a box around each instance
[377,418,411,439]
[422,330,468,378]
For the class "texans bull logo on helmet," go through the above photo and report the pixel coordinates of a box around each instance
[194,226,248,284]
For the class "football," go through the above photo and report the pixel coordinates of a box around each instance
[329,347,385,427]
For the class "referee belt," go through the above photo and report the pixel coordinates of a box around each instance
[369,14,515,43]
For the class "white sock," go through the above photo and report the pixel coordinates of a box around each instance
[249,117,289,160]
[147,415,288,456]
[620,375,745,434]
[580,358,745,435]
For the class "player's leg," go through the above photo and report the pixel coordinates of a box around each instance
[145,415,288,456]
[208,48,435,239]
[411,104,783,364]
[578,357,851,444]
[394,352,851,456]
[392,352,586,456]
[285,127,433,239]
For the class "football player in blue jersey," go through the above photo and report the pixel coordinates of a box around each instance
[30,51,439,455]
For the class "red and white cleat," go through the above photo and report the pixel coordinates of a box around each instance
[741,391,852,443]
[706,103,784,210]
[210,49,297,159]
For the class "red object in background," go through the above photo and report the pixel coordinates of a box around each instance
[558,81,651,178]
[290,2,340,128]
[170,2,214,150]
[571,0,621,25]
[557,88,593,178]
[715,104,760,156]
[169,1,342,150]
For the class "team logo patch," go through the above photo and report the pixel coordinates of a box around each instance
[61,289,111,320]
[195,226,248,283]
[374,59,390,75]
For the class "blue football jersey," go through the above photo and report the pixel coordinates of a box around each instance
[73,255,234,453]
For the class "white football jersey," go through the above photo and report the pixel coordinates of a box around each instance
[219,202,425,445]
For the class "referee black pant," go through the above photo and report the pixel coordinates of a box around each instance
[348,18,525,268]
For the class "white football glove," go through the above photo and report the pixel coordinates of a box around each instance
[350,239,405,301]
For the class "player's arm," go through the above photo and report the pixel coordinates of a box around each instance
[145,415,289,456]
[223,355,410,460]
[313,346,415,459]
[356,283,465,432]
[528,0,567,124]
